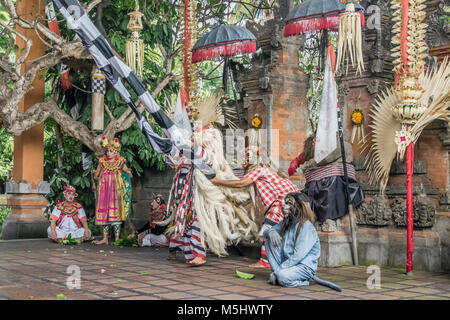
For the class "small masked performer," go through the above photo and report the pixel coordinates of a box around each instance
[294,134,364,226]
[166,146,208,266]
[211,147,301,269]
[129,194,169,247]
[264,192,341,291]
[93,137,132,244]
[48,185,91,242]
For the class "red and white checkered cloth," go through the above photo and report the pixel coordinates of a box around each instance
[245,167,301,268]
[244,166,300,209]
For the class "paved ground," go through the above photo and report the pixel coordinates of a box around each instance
[0,239,449,300]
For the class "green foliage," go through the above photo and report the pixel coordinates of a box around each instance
[2,0,276,235]
[0,206,11,234]
[0,128,13,184]
[43,119,95,218]
[236,270,255,279]
[58,233,81,245]
[113,237,138,247]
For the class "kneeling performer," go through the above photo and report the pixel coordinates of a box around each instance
[264,192,341,291]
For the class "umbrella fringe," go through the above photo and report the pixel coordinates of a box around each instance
[192,42,256,63]
[284,12,364,36]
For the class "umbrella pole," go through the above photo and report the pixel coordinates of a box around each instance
[228,57,243,127]
[337,102,359,266]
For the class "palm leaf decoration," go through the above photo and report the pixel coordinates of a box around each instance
[364,58,450,194]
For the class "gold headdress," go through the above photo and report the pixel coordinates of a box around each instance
[191,89,238,130]
[63,185,78,197]
[101,136,121,152]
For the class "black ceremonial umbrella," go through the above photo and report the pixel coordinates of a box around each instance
[192,21,257,126]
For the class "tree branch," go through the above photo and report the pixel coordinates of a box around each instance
[104,104,115,120]
[0,99,103,154]
[86,0,104,14]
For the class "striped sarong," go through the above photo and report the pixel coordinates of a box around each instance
[171,164,195,239]
[169,216,207,261]
[304,161,356,182]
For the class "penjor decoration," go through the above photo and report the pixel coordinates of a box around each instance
[182,0,201,104]
[126,0,145,79]
[336,0,365,74]
[365,0,450,274]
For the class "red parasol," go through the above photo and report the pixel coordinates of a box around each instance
[192,21,257,63]
[284,0,365,37]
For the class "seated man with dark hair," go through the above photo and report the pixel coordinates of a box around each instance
[129,194,169,247]
[264,192,341,291]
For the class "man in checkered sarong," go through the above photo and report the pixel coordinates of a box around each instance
[166,149,208,266]
[211,147,301,269]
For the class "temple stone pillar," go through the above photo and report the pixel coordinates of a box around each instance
[238,8,308,190]
[2,0,49,239]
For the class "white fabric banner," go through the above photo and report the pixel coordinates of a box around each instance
[173,88,192,139]
[314,54,338,163]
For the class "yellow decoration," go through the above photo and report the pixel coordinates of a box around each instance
[350,109,365,144]
[351,109,363,125]
[101,136,121,152]
[251,114,262,129]
[99,157,125,172]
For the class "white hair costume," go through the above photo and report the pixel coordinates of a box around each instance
[163,90,259,257]
[193,126,258,257]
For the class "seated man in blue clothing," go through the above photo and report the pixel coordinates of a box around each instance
[263,192,319,287]
[264,192,342,291]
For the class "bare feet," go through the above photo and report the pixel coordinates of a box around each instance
[167,251,176,260]
[93,237,108,245]
[248,261,267,269]
[188,256,206,266]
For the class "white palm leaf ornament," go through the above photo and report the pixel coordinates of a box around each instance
[365,59,450,193]
[364,89,402,193]
[365,0,450,194]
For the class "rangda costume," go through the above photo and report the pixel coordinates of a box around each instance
[165,92,258,259]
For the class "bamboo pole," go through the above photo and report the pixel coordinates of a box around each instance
[337,98,359,266]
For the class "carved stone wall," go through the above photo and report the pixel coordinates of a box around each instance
[235,2,308,189]
[345,0,449,221]
[358,193,436,228]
